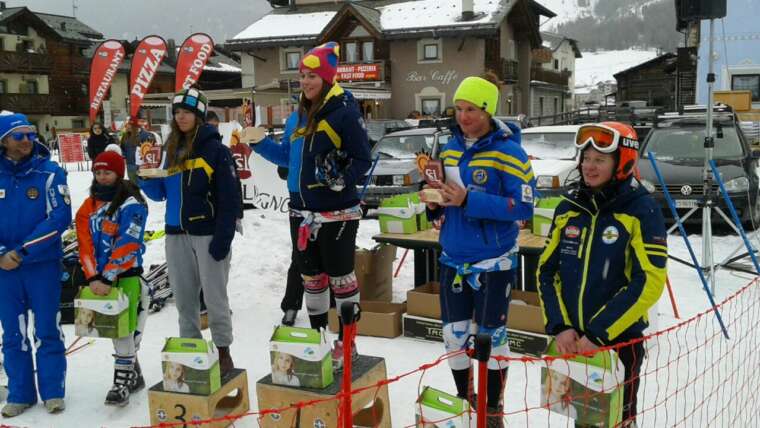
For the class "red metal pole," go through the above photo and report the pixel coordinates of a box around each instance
[393,248,410,278]
[665,275,681,319]
[340,303,358,428]
[474,334,491,428]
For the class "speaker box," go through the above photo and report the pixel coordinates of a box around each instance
[677,0,727,21]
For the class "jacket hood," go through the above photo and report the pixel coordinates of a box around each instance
[193,123,222,148]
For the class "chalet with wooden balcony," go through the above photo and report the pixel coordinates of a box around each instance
[0,3,102,133]
[529,31,581,119]
[226,0,555,120]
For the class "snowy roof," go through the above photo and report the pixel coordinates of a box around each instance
[0,7,103,44]
[376,0,509,32]
[227,0,554,46]
[574,49,659,88]
[204,61,241,73]
[231,11,337,43]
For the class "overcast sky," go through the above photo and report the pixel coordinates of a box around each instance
[5,0,273,44]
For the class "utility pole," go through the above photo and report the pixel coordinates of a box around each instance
[72,0,79,18]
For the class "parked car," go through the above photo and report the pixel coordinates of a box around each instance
[359,127,451,208]
[494,114,532,130]
[521,125,582,197]
[365,119,413,148]
[638,107,760,228]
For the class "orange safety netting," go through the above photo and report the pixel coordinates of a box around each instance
[133,277,760,428]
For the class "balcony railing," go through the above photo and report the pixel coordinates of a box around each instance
[531,67,571,87]
[0,50,53,74]
[0,93,87,115]
[500,58,519,83]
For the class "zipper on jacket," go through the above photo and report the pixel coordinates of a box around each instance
[577,198,599,331]
[179,173,185,230]
[577,227,587,259]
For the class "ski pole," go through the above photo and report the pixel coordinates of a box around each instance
[358,154,381,202]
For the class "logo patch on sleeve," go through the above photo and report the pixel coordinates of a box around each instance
[0,189,5,198]
[520,184,534,203]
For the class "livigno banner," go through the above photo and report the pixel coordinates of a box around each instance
[129,35,167,119]
[89,40,125,124]
[175,33,214,92]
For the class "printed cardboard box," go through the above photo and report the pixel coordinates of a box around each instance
[377,193,428,234]
[328,301,407,338]
[269,326,333,389]
[415,386,472,428]
[403,290,551,357]
[161,338,221,396]
[541,340,624,427]
[533,197,562,237]
[74,287,129,338]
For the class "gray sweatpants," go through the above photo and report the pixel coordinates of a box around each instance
[166,234,233,347]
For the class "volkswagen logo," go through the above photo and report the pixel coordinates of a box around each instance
[681,185,693,196]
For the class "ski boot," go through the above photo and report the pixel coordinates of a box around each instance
[105,362,137,407]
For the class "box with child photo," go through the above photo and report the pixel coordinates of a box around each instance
[269,326,333,389]
[74,287,129,338]
[541,340,624,427]
[161,338,221,395]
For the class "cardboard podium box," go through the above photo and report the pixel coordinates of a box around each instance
[256,355,391,428]
[403,290,551,357]
[328,301,406,338]
[148,368,249,428]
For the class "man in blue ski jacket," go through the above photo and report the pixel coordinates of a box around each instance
[0,111,71,417]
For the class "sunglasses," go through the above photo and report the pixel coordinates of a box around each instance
[9,132,37,142]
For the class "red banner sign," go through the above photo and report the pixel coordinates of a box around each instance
[175,33,214,92]
[129,35,167,118]
[89,40,125,124]
[337,63,380,82]
[59,133,85,163]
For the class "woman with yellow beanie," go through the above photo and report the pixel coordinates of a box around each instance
[420,73,536,427]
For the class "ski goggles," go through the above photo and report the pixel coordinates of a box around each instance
[575,124,628,154]
[9,131,37,142]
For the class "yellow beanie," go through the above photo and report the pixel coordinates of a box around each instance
[453,76,499,116]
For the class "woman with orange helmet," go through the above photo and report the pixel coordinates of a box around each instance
[537,121,667,426]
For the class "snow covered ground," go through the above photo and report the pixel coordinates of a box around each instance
[3,169,758,427]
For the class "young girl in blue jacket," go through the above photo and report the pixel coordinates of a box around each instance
[420,74,536,426]
[245,42,372,370]
[75,146,149,406]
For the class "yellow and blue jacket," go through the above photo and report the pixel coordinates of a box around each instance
[432,122,535,264]
[253,84,372,212]
[537,178,667,345]
[140,124,240,251]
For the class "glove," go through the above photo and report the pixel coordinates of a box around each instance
[315,149,348,192]
[208,238,231,262]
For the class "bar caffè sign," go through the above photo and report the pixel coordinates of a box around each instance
[406,69,459,86]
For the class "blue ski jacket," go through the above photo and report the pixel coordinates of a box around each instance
[140,124,240,259]
[0,142,72,265]
[429,121,536,264]
[537,177,668,345]
[252,84,372,212]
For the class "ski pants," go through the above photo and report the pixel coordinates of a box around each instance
[0,261,66,404]
[166,234,233,347]
[111,276,149,359]
[440,265,514,371]
[289,217,360,317]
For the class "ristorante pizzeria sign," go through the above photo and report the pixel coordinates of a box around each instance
[337,63,381,81]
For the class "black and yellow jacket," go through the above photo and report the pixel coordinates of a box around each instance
[537,177,667,345]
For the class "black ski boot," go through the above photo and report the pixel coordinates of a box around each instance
[130,359,145,393]
[105,361,136,407]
